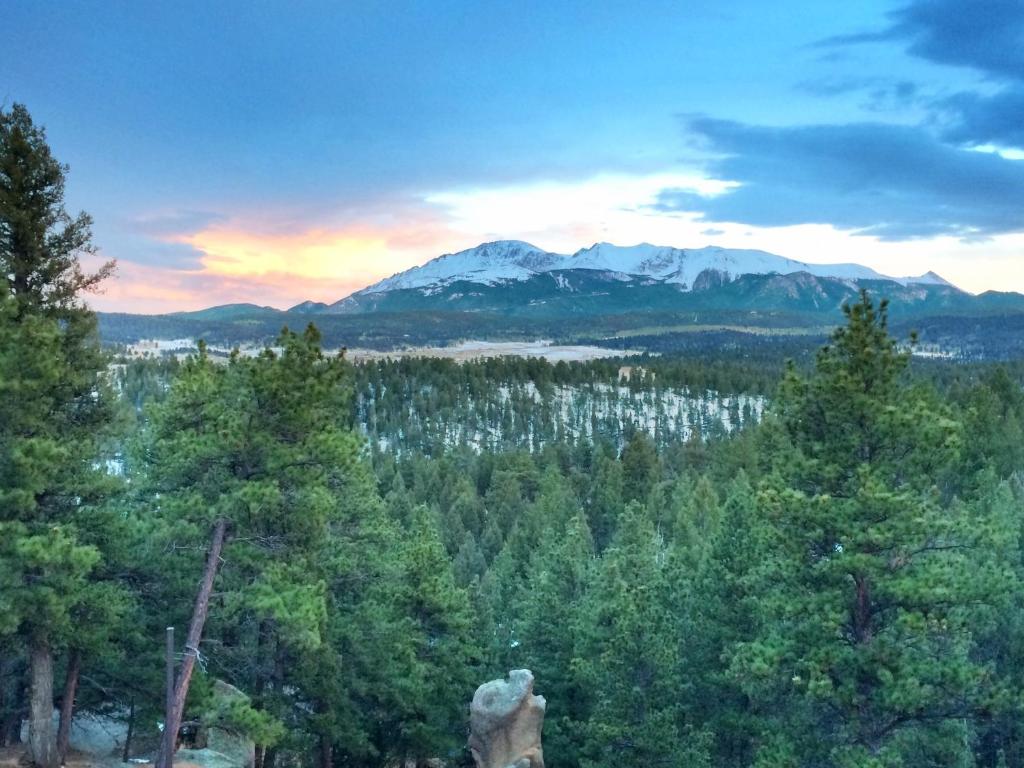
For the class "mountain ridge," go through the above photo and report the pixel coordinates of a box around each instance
[303,240,955,314]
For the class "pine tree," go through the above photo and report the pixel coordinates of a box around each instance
[516,511,594,768]
[682,471,766,765]
[621,432,659,503]
[732,293,1018,766]
[0,103,117,768]
[383,504,479,765]
[142,326,373,768]
[574,503,711,768]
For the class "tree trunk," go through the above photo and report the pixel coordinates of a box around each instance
[56,649,81,764]
[155,518,228,768]
[319,735,332,768]
[0,663,22,749]
[853,575,873,643]
[0,710,21,748]
[122,698,135,763]
[28,637,57,768]
[0,669,26,747]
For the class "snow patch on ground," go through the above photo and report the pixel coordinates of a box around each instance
[345,340,642,362]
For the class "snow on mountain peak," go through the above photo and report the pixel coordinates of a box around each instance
[355,240,957,296]
[565,243,901,288]
[361,240,562,294]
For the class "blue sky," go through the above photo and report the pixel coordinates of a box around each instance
[3,0,1022,310]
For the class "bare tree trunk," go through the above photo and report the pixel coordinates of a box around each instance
[254,745,265,768]
[56,649,81,765]
[122,698,135,763]
[28,637,57,768]
[155,518,228,768]
[319,735,332,768]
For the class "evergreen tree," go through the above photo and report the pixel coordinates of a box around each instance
[0,103,117,768]
[683,471,766,765]
[381,504,479,765]
[733,293,1018,766]
[575,503,711,768]
[142,326,373,767]
[621,432,660,503]
[516,511,594,768]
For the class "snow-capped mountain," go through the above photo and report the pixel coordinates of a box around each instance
[281,239,975,319]
[361,240,564,294]
[564,243,951,288]
[348,240,953,299]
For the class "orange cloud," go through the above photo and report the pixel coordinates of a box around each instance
[86,210,465,313]
[84,259,374,314]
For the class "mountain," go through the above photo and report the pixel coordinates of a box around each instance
[561,242,937,286]
[306,240,959,316]
[288,300,330,313]
[359,240,564,294]
[170,303,281,320]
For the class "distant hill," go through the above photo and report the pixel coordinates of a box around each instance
[170,303,282,320]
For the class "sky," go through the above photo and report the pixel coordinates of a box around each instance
[2,0,1023,312]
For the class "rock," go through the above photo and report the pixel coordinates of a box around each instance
[468,670,545,768]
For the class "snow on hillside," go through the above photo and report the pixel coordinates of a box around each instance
[354,240,956,296]
[358,378,767,454]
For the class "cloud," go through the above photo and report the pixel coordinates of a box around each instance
[426,171,733,247]
[818,1,1023,150]
[655,117,1024,240]
[125,239,210,270]
[937,87,1024,150]
[171,211,461,293]
[85,214,460,314]
[85,258,377,315]
[822,0,1024,82]
[83,200,467,311]
[88,210,229,271]
[797,76,920,111]
[131,209,227,238]
[887,0,1024,82]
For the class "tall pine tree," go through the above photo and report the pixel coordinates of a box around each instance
[142,326,373,768]
[732,293,1018,766]
[0,103,117,768]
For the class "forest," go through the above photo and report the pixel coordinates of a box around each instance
[5,106,1024,768]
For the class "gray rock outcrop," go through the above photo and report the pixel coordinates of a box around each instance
[468,669,545,768]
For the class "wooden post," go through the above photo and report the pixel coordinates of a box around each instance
[122,698,135,764]
[161,626,175,768]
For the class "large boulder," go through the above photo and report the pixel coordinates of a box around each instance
[468,670,545,768]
